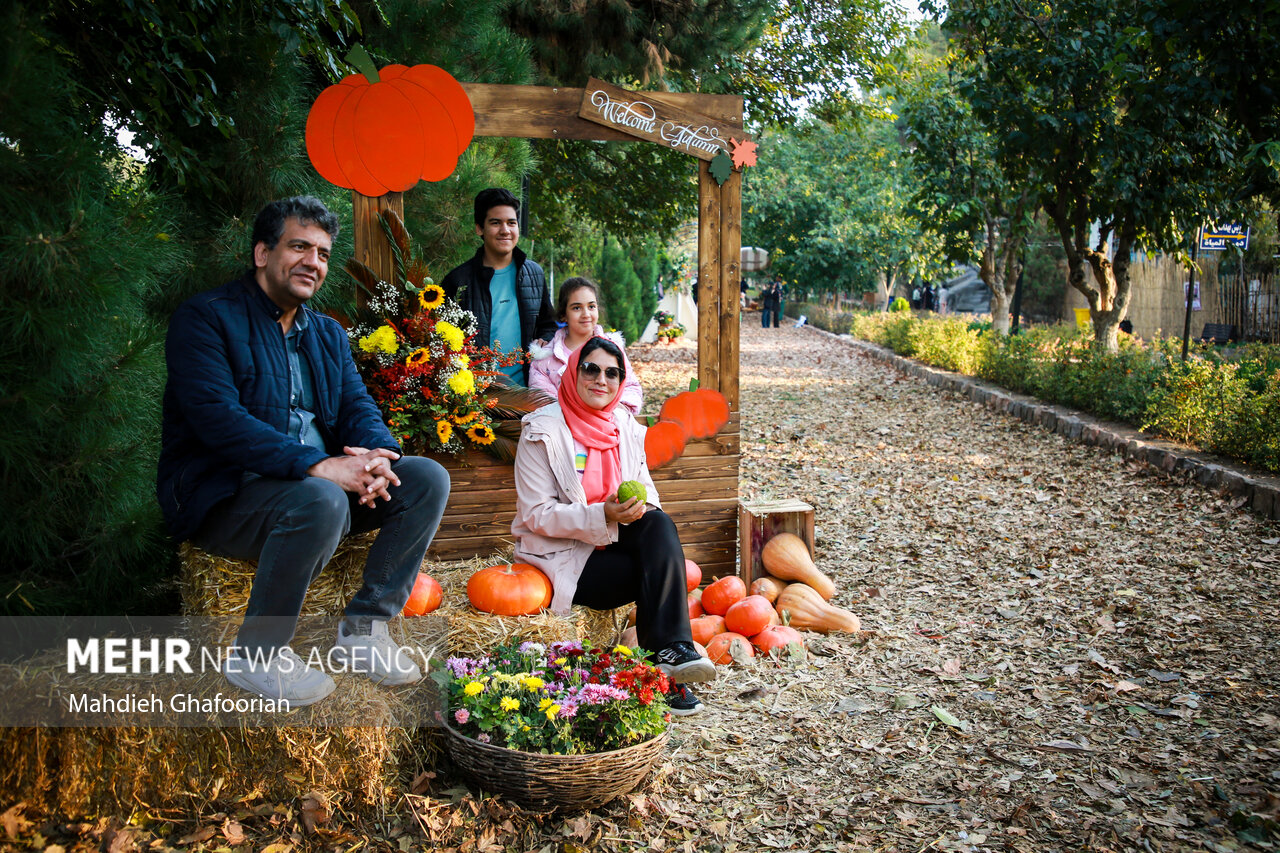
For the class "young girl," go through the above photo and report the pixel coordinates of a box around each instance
[528,277,643,415]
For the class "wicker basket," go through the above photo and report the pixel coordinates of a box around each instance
[443,724,669,810]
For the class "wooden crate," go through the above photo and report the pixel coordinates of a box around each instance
[426,413,741,580]
[737,498,815,587]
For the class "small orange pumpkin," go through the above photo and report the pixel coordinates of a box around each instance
[687,593,704,620]
[690,614,727,646]
[685,558,703,592]
[466,563,553,616]
[706,631,755,665]
[644,420,687,469]
[724,594,775,637]
[402,573,443,617]
[752,624,805,656]
[700,575,747,616]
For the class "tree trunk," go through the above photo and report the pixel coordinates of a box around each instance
[989,288,1012,334]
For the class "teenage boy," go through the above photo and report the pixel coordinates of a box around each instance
[441,188,557,384]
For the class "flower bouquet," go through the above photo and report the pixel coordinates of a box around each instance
[435,641,672,808]
[345,212,551,461]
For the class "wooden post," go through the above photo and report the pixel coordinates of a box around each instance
[697,161,722,400]
[352,191,404,302]
[697,163,741,410]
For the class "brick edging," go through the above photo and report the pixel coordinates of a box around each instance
[805,326,1280,522]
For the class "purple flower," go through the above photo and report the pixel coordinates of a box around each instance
[571,683,630,705]
[446,656,489,677]
[557,701,579,719]
[454,708,470,725]
[518,641,546,655]
[477,733,491,743]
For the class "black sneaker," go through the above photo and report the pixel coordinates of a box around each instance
[665,683,705,716]
[654,641,716,683]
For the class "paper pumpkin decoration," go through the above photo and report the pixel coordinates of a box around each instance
[306,46,474,197]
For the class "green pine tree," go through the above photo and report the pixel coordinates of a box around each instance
[597,236,644,343]
[0,5,186,614]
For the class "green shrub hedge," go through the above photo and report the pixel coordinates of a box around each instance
[795,304,1280,474]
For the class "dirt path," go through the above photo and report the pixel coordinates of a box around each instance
[617,319,1280,853]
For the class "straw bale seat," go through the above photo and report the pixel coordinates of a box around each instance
[0,544,630,817]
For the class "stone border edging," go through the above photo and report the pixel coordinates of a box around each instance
[805,326,1280,522]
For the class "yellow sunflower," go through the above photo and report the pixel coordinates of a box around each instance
[418,284,445,311]
[467,424,496,445]
[406,347,430,367]
[453,409,479,425]
[436,420,453,444]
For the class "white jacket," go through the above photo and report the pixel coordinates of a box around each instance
[511,402,660,615]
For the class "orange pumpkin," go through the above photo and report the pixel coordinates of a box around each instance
[402,573,442,617]
[658,382,731,439]
[466,563,553,616]
[644,420,687,469]
[685,558,703,592]
[305,47,473,196]
[687,593,704,620]
[749,575,787,604]
[690,614,727,646]
[752,624,805,656]
[701,575,747,616]
[724,594,775,637]
[706,632,755,665]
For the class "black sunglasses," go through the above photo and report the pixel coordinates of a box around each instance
[578,361,624,382]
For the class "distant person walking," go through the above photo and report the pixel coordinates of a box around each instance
[772,280,784,327]
[761,282,780,328]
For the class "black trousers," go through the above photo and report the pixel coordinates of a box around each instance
[571,509,692,652]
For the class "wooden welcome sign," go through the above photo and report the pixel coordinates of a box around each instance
[576,78,754,163]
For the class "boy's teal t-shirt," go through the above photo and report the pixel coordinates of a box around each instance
[488,264,523,383]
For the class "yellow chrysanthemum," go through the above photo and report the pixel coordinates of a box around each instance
[500,696,519,712]
[406,347,430,367]
[463,681,484,697]
[612,645,633,657]
[538,698,553,711]
[447,368,476,396]
[436,420,453,444]
[418,284,445,311]
[358,324,398,355]
[544,704,560,721]
[467,424,496,445]
[435,321,464,352]
[554,657,567,666]
[521,676,545,691]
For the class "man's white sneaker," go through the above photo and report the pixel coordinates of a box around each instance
[222,646,335,707]
[331,620,422,686]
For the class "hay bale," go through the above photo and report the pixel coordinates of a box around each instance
[0,547,630,816]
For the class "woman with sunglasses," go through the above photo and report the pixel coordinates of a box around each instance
[528,277,643,415]
[511,336,714,715]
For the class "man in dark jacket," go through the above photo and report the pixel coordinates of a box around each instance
[158,196,450,707]
[440,188,557,384]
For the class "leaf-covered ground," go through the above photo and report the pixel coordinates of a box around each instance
[5,320,1278,853]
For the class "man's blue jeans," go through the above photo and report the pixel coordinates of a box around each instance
[761,307,772,327]
[194,456,450,653]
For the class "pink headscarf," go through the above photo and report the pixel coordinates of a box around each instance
[557,339,624,504]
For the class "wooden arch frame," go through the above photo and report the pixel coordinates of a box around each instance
[352,82,743,578]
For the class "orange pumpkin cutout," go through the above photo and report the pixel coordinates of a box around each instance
[643,420,687,469]
[306,46,474,196]
[657,380,730,440]
[467,563,553,616]
[402,573,443,617]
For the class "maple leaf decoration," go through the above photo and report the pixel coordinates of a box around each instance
[730,137,758,169]
[708,150,734,185]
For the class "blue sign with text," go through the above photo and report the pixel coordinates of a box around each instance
[1199,223,1250,252]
